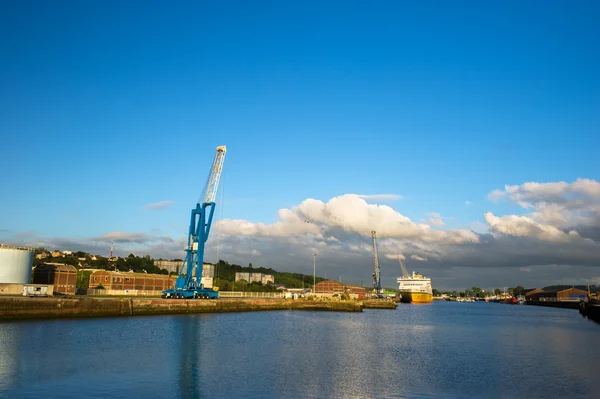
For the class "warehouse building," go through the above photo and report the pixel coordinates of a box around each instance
[33,263,77,295]
[526,287,588,302]
[88,270,177,295]
[314,280,369,296]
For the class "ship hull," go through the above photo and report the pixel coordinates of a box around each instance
[400,292,433,304]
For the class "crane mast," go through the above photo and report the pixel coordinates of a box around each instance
[162,146,227,299]
[398,255,409,278]
[371,231,382,295]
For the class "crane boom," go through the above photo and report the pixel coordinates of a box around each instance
[203,145,227,204]
[371,231,382,295]
[162,145,227,299]
[398,255,409,278]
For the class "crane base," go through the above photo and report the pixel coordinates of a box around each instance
[161,288,219,299]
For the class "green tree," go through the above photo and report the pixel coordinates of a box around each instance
[76,270,93,290]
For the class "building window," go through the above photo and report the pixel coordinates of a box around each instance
[125,278,130,282]
[105,276,108,281]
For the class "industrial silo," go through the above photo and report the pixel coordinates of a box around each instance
[0,245,34,284]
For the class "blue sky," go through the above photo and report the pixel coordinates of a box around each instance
[1,1,599,289]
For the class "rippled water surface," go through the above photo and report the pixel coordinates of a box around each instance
[1,301,599,399]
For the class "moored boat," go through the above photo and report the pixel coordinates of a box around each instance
[397,271,433,304]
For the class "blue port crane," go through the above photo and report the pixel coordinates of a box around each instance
[162,145,227,299]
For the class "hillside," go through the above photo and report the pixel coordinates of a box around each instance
[212,260,325,291]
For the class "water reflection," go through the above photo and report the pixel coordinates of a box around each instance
[176,317,200,399]
[1,303,599,399]
[0,324,21,390]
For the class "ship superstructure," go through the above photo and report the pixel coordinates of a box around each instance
[397,256,433,303]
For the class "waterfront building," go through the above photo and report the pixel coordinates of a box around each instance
[88,270,177,295]
[314,280,368,295]
[33,263,77,295]
[526,287,588,302]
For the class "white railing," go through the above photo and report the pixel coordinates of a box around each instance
[83,289,164,296]
[0,243,34,252]
[80,289,284,298]
[219,291,284,298]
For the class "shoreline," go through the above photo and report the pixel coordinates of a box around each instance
[0,297,396,321]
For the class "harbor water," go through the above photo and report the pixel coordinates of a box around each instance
[1,301,598,399]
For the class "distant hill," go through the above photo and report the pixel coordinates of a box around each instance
[212,259,326,290]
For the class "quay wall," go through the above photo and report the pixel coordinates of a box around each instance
[525,300,580,309]
[0,297,363,320]
[362,300,397,309]
[579,300,600,324]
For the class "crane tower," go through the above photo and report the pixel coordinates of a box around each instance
[371,231,382,296]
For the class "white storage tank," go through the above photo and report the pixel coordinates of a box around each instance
[0,245,34,284]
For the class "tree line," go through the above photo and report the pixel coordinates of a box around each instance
[212,260,325,292]
[34,248,169,275]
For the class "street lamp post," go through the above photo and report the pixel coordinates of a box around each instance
[312,253,317,293]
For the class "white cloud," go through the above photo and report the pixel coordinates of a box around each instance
[411,255,427,261]
[251,249,261,256]
[143,200,173,210]
[216,194,478,245]
[428,218,445,227]
[465,201,474,206]
[487,178,600,241]
[92,231,174,244]
[356,194,403,201]
[484,212,578,242]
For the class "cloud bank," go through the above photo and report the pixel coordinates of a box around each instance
[8,179,600,290]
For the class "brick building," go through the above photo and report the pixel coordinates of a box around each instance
[89,270,177,292]
[314,280,368,295]
[33,263,77,295]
